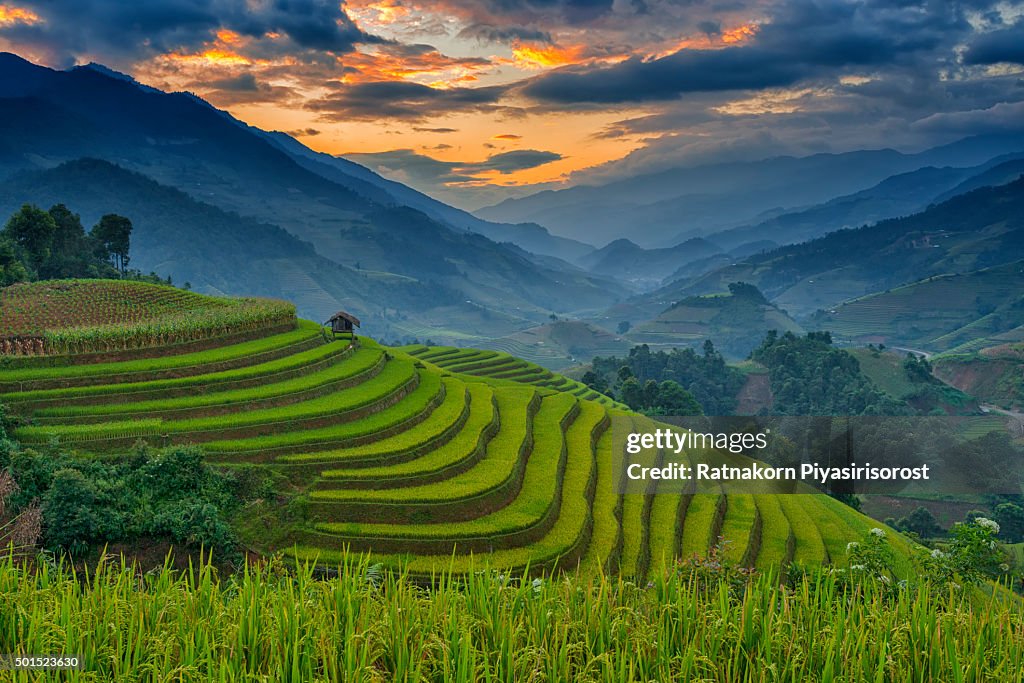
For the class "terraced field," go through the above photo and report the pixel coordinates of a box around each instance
[401,345,627,409]
[2,285,908,579]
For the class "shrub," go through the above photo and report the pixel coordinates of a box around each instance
[42,468,100,556]
[921,517,1008,589]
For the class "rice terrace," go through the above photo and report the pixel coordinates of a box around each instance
[2,279,895,577]
[2,282,1024,679]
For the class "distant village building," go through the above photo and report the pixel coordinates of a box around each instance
[325,310,361,339]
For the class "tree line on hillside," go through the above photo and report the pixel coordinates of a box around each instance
[585,339,745,416]
[751,331,912,416]
[0,203,137,286]
[584,329,976,417]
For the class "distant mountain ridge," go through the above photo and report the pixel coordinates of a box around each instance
[641,176,1024,320]
[476,134,1024,248]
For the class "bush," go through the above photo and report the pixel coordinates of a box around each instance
[4,440,247,558]
[42,469,100,556]
[921,517,1007,589]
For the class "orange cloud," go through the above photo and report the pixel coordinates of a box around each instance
[215,29,242,45]
[722,23,759,44]
[338,45,493,88]
[493,133,521,140]
[651,22,760,59]
[510,42,589,69]
[165,48,254,66]
[346,0,411,31]
[0,4,40,26]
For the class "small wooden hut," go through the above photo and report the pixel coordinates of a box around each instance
[324,310,361,339]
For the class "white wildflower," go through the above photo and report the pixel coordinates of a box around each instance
[930,549,945,559]
[879,575,891,584]
[975,518,1000,534]
[869,528,886,538]
[847,542,859,553]
[850,564,866,571]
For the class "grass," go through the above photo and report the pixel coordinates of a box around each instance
[309,386,535,505]
[679,495,723,559]
[202,371,443,455]
[0,321,321,386]
[318,382,495,482]
[618,418,652,579]
[14,359,418,445]
[409,345,625,409]
[580,424,622,574]
[276,379,471,466]
[1,284,928,588]
[6,551,1024,682]
[752,494,792,569]
[717,495,759,564]
[30,346,384,420]
[779,495,829,564]
[365,400,607,574]
[312,393,575,536]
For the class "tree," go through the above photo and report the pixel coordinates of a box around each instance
[896,506,943,539]
[581,370,609,394]
[92,214,133,273]
[617,320,631,334]
[655,380,703,415]
[2,204,56,269]
[727,281,768,304]
[41,469,99,556]
[41,204,94,278]
[993,503,1024,544]
[0,236,29,286]
[619,377,644,410]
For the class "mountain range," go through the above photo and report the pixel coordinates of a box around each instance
[0,52,620,344]
[477,134,1024,249]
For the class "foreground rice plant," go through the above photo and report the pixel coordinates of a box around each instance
[0,550,1021,682]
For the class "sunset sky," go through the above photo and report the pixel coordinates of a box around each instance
[2,1,1024,209]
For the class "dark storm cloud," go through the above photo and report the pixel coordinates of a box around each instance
[523,47,804,103]
[207,72,259,91]
[306,80,512,121]
[521,0,976,105]
[457,24,553,44]
[0,0,377,65]
[202,75,298,105]
[345,148,562,185]
[474,149,561,173]
[472,0,614,23]
[963,20,1024,66]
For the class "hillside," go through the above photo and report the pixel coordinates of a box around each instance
[0,54,621,343]
[576,237,722,290]
[0,280,902,579]
[810,261,1024,352]
[473,320,635,371]
[649,176,1024,321]
[933,343,1024,411]
[847,347,978,415]
[625,283,803,359]
[706,161,1013,253]
[260,130,596,263]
